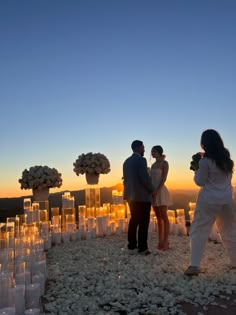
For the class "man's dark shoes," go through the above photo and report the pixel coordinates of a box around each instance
[128,246,138,255]
[138,249,151,256]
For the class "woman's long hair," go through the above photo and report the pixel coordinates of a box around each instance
[201,129,234,174]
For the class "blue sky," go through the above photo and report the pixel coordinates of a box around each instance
[1,0,236,197]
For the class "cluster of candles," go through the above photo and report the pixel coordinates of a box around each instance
[49,190,130,243]
[167,202,220,241]
[165,205,193,237]
[0,216,47,314]
[0,187,204,315]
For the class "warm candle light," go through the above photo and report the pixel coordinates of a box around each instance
[189,202,196,211]
[51,207,60,217]
[189,210,194,222]
[176,209,185,217]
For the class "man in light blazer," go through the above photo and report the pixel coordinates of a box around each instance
[123,140,154,255]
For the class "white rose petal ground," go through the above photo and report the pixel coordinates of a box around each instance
[42,234,236,315]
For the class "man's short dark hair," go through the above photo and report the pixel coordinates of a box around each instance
[131,140,143,151]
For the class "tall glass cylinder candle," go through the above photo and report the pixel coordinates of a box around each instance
[85,207,94,218]
[87,217,95,231]
[51,207,59,217]
[62,208,75,231]
[189,202,196,211]
[25,283,41,309]
[85,188,100,209]
[24,198,32,210]
[0,307,16,315]
[0,272,13,308]
[62,192,74,209]
[24,308,40,315]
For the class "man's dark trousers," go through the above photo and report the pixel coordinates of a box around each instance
[127,201,151,252]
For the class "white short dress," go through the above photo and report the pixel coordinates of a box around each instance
[151,163,173,207]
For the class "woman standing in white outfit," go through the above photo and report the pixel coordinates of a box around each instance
[185,129,236,276]
[151,145,172,251]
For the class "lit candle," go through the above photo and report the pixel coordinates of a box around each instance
[0,307,16,315]
[103,215,110,233]
[110,222,116,234]
[117,219,125,232]
[66,223,75,233]
[32,273,45,295]
[40,222,49,236]
[24,308,40,315]
[91,227,96,238]
[24,210,33,224]
[178,224,187,236]
[8,284,25,315]
[176,208,185,217]
[85,231,92,240]
[188,210,194,223]
[0,249,9,271]
[52,215,61,227]
[78,216,86,228]
[70,231,77,242]
[32,259,46,277]
[50,207,59,217]
[0,272,12,308]
[116,226,121,235]
[32,210,40,223]
[189,202,196,211]
[25,283,40,309]
[15,273,25,285]
[78,205,86,218]
[43,236,52,251]
[61,232,70,243]
[25,271,31,285]
[87,217,95,232]
[96,217,104,237]
[171,223,179,236]
[52,232,61,245]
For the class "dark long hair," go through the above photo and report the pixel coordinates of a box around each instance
[201,129,234,174]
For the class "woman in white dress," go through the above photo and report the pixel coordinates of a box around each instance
[151,145,172,251]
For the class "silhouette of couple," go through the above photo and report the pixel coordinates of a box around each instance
[123,140,172,255]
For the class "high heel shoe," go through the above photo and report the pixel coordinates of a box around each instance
[160,242,170,251]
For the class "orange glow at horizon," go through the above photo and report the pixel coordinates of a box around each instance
[1,170,235,198]
[0,176,199,199]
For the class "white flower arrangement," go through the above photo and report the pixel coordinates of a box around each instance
[19,165,63,190]
[73,152,111,176]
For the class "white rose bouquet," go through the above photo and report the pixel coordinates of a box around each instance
[73,152,111,176]
[19,165,63,190]
[190,152,204,171]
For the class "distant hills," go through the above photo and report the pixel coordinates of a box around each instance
[1,184,235,223]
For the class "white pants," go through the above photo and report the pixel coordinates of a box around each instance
[190,200,236,267]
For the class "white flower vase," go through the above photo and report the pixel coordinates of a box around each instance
[85,173,99,185]
[32,187,50,201]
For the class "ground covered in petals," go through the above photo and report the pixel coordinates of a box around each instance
[43,234,236,315]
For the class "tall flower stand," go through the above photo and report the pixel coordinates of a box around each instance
[32,188,50,202]
[85,172,101,213]
[85,187,101,210]
[28,188,49,224]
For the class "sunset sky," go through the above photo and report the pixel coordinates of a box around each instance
[1,0,236,198]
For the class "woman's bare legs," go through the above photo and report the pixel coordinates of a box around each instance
[160,205,170,250]
[153,206,164,248]
[154,205,170,250]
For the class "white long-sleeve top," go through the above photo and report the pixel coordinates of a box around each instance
[194,157,233,204]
